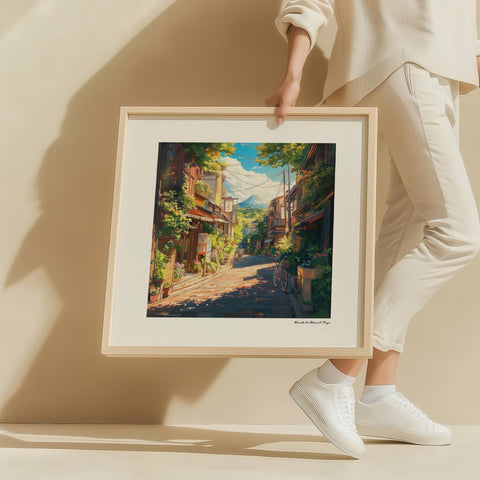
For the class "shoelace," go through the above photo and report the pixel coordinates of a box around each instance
[394,393,432,422]
[338,388,358,432]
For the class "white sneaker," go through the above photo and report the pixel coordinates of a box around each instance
[355,391,452,445]
[289,367,366,458]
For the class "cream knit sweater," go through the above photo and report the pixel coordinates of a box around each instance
[275,0,480,105]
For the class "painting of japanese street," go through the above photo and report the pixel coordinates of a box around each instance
[147,142,335,318]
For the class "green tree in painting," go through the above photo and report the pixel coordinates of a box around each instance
[234,211,246,245]
[255,143,308,172]
[235,207,267,246]
[157,182,196,246]
[202,223,235,263]
[183,143,236,172]
[244,214,269,253]
[301,161,335,211]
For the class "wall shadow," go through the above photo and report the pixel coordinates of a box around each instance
[2,0,329,422]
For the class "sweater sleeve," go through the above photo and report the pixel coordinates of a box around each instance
[274,0,335,54]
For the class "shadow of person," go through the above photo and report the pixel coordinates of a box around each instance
[2,0,328,423]
[0,424,363,460]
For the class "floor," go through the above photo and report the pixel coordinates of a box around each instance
[1,424,479,479]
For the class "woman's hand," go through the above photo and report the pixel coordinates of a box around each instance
[266,24,311,125]
[265,74,301,125]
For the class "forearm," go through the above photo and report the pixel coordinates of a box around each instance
[267,21,320,123]
[283,24,311,82]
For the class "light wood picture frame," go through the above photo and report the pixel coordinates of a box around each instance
[101,106,377,357]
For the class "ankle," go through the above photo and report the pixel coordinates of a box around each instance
[360,384,396,403]
[317,359,356,387]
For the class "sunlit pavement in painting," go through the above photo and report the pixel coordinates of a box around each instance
[147,255,297,318]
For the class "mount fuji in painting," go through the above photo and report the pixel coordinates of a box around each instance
[238,195,269,209]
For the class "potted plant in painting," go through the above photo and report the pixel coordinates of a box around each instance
[311,261,333,318]
[162,281,173,298]
[205,261,212,274]
[311,248,332,276]
[210,261,217,273]
[149,284,162,303]
[191,259,202,274]
[173,262,186,282]
[150,248,167,302]
[211,250,220,267]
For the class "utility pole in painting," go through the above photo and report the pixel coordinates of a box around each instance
[283,168,287,231]
[287,162,292,233]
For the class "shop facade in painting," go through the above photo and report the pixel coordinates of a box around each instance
[148,143,237,303]
[262,143,335,255]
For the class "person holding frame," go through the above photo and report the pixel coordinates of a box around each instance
[266,0,480,458]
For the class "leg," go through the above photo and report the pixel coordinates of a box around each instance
[334,60,480,386]
[373,140,427,291]
[361,62,480,353]
[337,138,423,382]
[330,347,400,384]
[329,357,365,376]
[332,142,424,378]
[291,63,480,452]
[352,64,480,445]
[364,347,400,385]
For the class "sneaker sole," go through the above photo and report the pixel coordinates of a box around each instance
[356,424,452,445]
[289,381,363,458]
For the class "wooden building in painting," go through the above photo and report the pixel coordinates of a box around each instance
[150,143,237,287]
[266,194,287,249]
[288,143,335,253]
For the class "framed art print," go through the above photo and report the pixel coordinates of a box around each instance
[101,106,377,357]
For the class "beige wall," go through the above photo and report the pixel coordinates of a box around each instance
[1,0,479,424]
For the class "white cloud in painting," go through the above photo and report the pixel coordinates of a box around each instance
[220,156,284,204]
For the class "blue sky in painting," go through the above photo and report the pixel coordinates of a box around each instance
[220,142,297,204]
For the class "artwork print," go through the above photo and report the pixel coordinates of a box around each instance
[147,142,336,319]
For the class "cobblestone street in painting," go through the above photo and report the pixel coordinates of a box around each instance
[148,255,296,317]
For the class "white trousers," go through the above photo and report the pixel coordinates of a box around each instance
[327,62,480,353]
